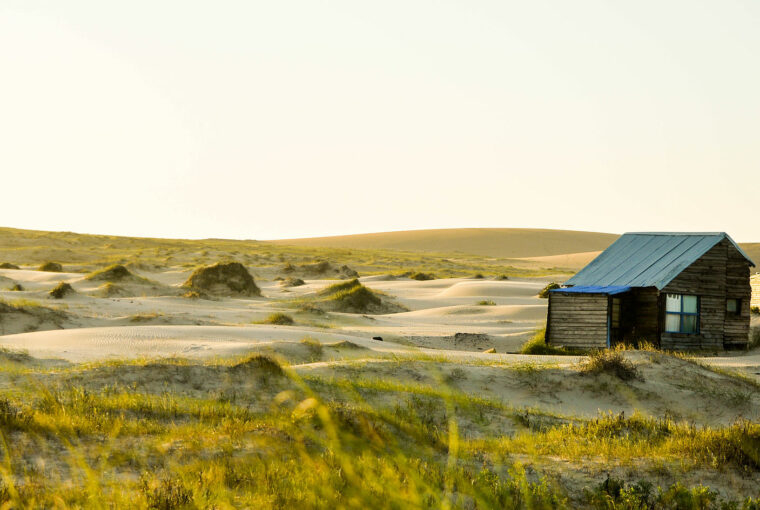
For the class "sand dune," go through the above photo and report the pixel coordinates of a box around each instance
[270,228,619,258]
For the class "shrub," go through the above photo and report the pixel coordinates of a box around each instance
[473,273,484,279]
[281,277,305,287]
[580,350,641,381]
[0,263,19,269]
[477,299,496,306]
[182,290,201,299]
[409,272,435,281]
[49,282,74,299]
[260,313,295,325]
[752,306,760,316]
[9,283,23,291]
[183,262,260,296]
[519,328,569,355]
[38,262,63,272]
[538,282,560,298]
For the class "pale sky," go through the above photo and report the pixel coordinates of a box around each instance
[1,1,759,241]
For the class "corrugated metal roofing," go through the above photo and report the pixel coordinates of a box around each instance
[565,232,755,290]
[550,285,631,295]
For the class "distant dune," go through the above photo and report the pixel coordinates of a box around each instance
[271,228,619,259]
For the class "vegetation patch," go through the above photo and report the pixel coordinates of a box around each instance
[49,282,75,299]
[408,272,435,281]
[0,262,19,269]
[183,262,260,297]
[9,283,23,291]
[316,279,403,314]
[258,313,295,325]
[520,328,570,355]
[476,299,496,306]
[281,277,306,287]
[579,350,641,381]
[86,264,142,282]
[38,261,63,272]
[229,354,284,376]
[538,282,561,298]
[751,306,760,315]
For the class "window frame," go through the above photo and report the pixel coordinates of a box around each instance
[664,293,700,335]
[726,298,741,317]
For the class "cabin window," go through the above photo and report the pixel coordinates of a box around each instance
[611,297,621,328]
[665,294,699,334]
[726,299,740,317]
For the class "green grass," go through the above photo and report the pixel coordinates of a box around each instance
[0,353,758,506]
[519,328,570,355]
[538,282,560,298]
[476,299,496,306]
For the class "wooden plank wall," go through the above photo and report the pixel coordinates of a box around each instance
[547,293,608,349]
[724,244,752,348]
[661,240,727,350]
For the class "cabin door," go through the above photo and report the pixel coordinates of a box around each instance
[608,296,623,347]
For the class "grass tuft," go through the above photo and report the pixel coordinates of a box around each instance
[49,281,74,299]
[519,328,570,355]
[579,349,641,381]
[258,312,295,325]
[538,282,560,298]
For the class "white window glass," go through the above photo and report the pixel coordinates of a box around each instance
[683,295,698,314]
[665,314,681,333]
[682,315,698,333]
[666,294,682,312]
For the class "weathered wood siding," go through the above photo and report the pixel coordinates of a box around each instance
[547,293,608,349]
[752,274,760,308]
[661,239,752,350]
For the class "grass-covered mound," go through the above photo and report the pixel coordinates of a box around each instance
[38,261,63,272]
[0,262,19,269]
[316,279,404,314]
[280,277,306,287]
[183,262,260,297]
[257,313,295,325]
[0,298,70,335]
[283,261,359,279]
[86,264,141,282]
[49,282,75,299]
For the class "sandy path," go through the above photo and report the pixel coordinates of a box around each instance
[0,325,581,364]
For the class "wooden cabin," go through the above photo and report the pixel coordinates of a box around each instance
[546,232,755,350]
[752,273,760,309]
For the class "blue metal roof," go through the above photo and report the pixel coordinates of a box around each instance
[550,285,631,295]
[565,232,755,290]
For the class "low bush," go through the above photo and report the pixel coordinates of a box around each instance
[409,272,435,281]
[538,282,560,298]
[580,350,641,381]
[38,262,63,272]
[49,282,74,299]
[752,306,760,315]
[477,299,496,306]
[0,262,19,269]
[259,313,295,326]
[9,283,23,291]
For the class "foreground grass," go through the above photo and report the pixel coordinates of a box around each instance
[0,351,758,508]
